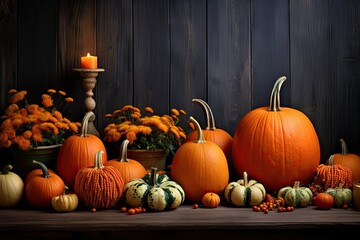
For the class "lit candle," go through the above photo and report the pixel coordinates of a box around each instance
[81,53,98,69]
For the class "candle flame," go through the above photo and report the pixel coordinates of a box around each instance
[87,53,90,57]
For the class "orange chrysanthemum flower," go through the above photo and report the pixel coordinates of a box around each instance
[1,89,78,151]
[103,105,187,154]
[41,94,53,108]
[10,91,26,104]
[65,97,73,103]
[47,89,56,94]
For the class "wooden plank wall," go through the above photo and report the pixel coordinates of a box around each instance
[1,0,359,164]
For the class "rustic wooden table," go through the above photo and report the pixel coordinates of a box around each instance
[0,204,359,240]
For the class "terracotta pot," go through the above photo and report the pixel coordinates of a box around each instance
[126,149,166,171]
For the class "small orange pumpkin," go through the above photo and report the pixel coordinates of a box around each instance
[57,112,108,189]
[74,150,124,209]
[327,139,360,183]
[104,139,147,184]
[25,160,65,208]
[202,192,221,208]
[315,192,334,210]
[171,116,229,202]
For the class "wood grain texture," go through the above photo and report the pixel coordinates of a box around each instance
[0,0,360,163]
[57,0,97,123]
[133,0,170,114]
[208,0,251,136]
[170,0,207,128]
[96,0,133,139]
[17,0,57,103]
[252,0,290,109]
[330,0,360,156]
[290,0,333,162]
[0,205,359,239]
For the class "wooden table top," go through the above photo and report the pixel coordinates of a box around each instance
[0,204,359,239]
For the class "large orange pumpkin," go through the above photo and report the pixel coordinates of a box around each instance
[57,112,107,189]
[104,139,147,184]
[327,139,360,183]
[171,116,229,202]
[186,99,235,180]
[232,76,320,194]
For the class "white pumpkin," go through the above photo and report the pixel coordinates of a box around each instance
[224,171,266,207]
[0,165,24,207]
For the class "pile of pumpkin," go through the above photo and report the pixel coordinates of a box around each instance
[1,76,359,213]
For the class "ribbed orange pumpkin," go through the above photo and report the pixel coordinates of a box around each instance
[104,139,147,184]
[25,160,65,208]
[57,112,108,189]
[186,99,235,179]
[327,139,360,183]
[232,76,321,194]
[171,116,229,202]
[74,150,124,209]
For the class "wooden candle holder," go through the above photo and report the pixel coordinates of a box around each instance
[73,68,105,137]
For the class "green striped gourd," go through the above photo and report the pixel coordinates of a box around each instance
[224,171,265,207]
[124,167,185,211]
[278,181,312,207]
[326,183,352,208]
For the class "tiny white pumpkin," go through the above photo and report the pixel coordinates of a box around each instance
[224,171,266,207]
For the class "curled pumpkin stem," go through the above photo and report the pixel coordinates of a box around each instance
[80,112,95,137]
[33,160,50,178]
[192,99,216,130]
[268,76,287,112]
[189,116,206,143]
[119,139,130,163]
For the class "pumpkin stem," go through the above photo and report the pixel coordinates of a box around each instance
[338,183,343,189]
[339,139,349,155]
[268,76,287,112]
[63,186,69,195]
[150,167,158,186]
[189,116,206,143]
[293,181,300,189]
[243,171,248,187]
[119,139,130,163]
[1,164,13,174]
[33,160,51,178]
[80,112,95,137]
[94,150,105,169]
[192,99,216,130]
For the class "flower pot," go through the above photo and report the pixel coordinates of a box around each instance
[10,144,62,179]
[126,149,166,171]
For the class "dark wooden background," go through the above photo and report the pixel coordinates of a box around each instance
[1,0,359,164]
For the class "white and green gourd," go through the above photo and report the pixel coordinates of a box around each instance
[224,171,266,207]
[278,181,313,207]
[326,183,352,208]
[123,167,185,211]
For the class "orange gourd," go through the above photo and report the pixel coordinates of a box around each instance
[202,192,221,208]
[57,112,108,189]
[25,160,65,208]
[171,116,229,202]
[74,150,124,209]
[327,139,360,183]
[186,99,235,180]
[104,139,147,184]
[232,76,321,193]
